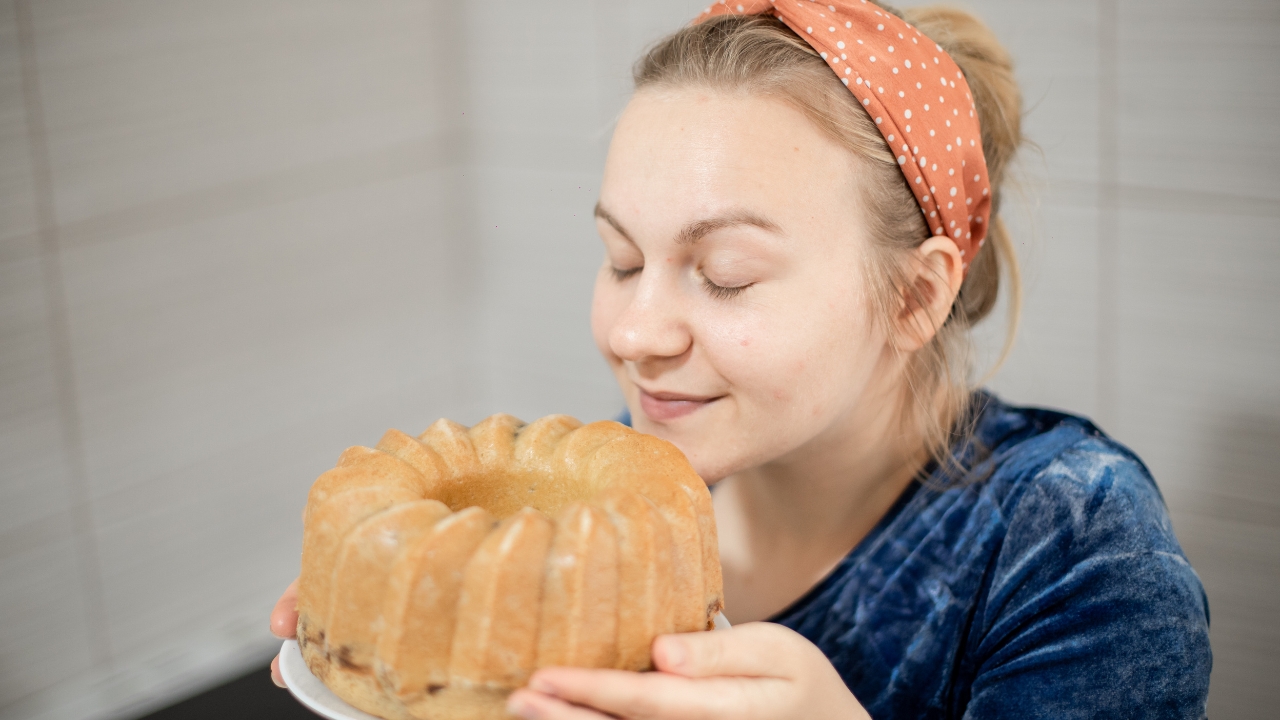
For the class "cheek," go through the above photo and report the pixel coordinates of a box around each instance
[694,310,801,408]
[696,311,758,361]
[714,292,875,409]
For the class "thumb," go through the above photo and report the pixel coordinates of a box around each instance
[270,579,299,639]
[652,621,807,679]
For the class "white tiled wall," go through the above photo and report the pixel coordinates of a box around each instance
[1111,2,1280,717]
[1,1,1275,719]
[963,0,1104,420]
[0,2,37,262]
[2,1,482,718]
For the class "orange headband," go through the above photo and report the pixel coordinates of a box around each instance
[696,0,991,271]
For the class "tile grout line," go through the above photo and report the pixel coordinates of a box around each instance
[1096,0,1120,429]
[14,0,114,666]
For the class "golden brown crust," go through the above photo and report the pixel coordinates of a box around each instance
[418,419,481,479]
[684,483,724,624]
[319,665,412,720]
[377,507,495,702]
[325,501,452,667]
[603,491,676,671]
[298,485,420,655]
[310,448,431,506]
[537,504,619,669]
[513,415,583,471]
[376,429,451,487]
[298,415,723,720]
[406,686,510,720]
[468,414,525,469]
[449,508,555,688]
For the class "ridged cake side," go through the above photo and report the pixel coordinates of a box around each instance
[296,414,723,720]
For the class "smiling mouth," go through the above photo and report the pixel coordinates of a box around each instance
[637,388,724,422]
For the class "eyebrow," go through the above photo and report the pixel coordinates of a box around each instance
[594,201,782,246]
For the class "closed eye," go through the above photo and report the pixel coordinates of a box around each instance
[703,276,752,299]
[611,266,642,281]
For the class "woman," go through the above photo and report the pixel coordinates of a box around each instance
[271,3,1212,718]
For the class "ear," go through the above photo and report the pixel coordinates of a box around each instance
[889,236,965,352]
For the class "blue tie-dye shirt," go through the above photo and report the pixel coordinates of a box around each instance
[626,392,1212,719]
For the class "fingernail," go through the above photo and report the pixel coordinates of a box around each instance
[506,692,541,719]
[661,639,686,669]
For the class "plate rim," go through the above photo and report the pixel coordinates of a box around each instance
[279,639,380,720]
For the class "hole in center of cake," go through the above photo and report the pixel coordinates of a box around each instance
[437,468,601,520]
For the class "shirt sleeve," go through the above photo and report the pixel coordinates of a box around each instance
[961,440,1212,720]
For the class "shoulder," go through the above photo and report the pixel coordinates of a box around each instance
[958,395,1211,717]
[970,394,1182,561]
[967,394,1201,608]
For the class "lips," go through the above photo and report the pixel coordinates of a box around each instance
[637,387,723,422]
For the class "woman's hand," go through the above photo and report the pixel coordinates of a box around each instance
[506,622,870,720]
[268,579,299,688]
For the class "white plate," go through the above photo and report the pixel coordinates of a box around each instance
[279,639,381,720]
[280,613,732,720]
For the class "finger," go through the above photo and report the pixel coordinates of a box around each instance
[270,654,286,688]
[652,622,812,679]
[507,689,613,720]
[528,666,772,720]
[270,579,299,639]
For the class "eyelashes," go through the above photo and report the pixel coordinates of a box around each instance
[609,265,752,300]
[702,277,750,299]
[610,266,641,282]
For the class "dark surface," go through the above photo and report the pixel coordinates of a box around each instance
[136,664,316,720]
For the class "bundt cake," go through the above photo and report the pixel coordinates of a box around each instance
[296,414,723,720]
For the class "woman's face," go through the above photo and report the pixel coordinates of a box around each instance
[591,87,896,482]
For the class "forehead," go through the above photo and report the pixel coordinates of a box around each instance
[600,87,863,237]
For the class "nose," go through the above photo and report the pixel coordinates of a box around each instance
[608,271,693,365]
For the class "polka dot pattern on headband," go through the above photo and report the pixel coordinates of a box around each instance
[696,0,992,271]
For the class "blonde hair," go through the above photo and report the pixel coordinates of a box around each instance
[634,6,1023,478]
